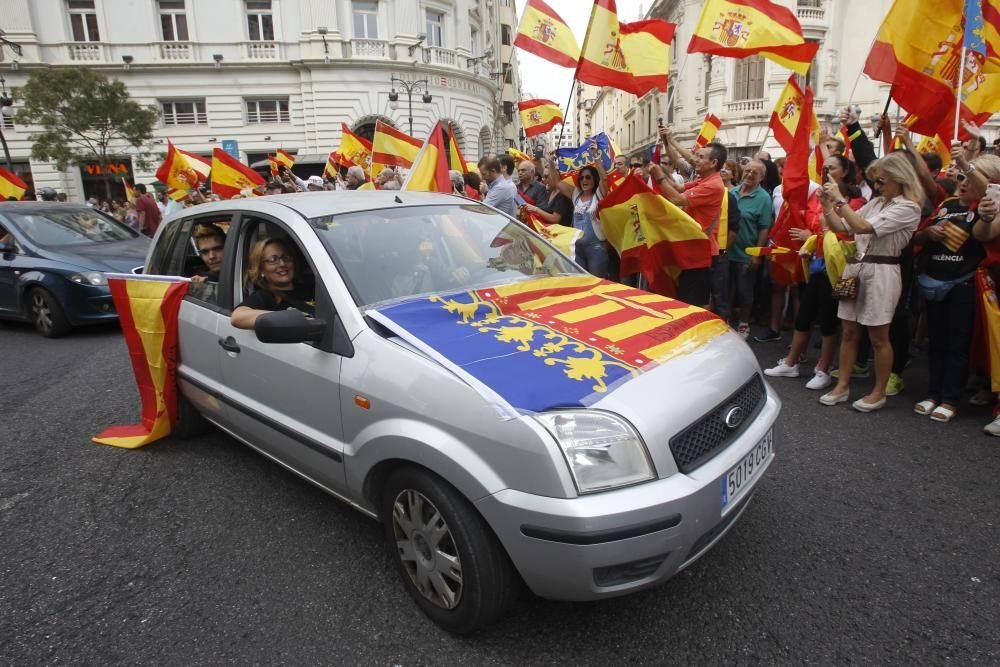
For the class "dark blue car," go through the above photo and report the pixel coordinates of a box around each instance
[0,203,150,337]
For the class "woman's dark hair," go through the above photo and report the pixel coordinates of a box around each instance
[760,159,781,194]
[827,154,863,200]
[578,165,601,191]
[463,171,481,190]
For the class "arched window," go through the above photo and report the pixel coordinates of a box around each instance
[352,114,396,142]
[478,126,492,159]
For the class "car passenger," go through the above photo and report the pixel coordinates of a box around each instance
[190,224,226,283]
[231,238,314,329]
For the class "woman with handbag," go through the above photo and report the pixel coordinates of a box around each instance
[817,152,923,412]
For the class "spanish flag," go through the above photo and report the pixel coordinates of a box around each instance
[324,151,339,179]
[507,146,533,163]
[916,133,953,167]
[518,99,564,138]
[864,0,1000,140]
[597,173,712,297]
[618,19,676,96]
[688,0,818,75]
[446,123,473,173]
[372,120,423,169]
[693,114,722,150]
[267,155,279,177]
[155,140,201,191]
[166,187,190,202]
[514,0,580,69]
[178,148,212,182]
[211,147,265,199]
[122,177,136,204]
[334,123,374,174]
[0,166,27,200]
[402,122,451,193]
[768,75,809,152]
[92,275,189,449]
[275,148,295,169]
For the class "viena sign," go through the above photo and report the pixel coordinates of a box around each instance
[80,161,132,176]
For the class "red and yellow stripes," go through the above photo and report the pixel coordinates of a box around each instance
[518,99,564,138]
[693,114,722,150]
[0,166,27,200]
[211,147,265,199]
[402,122,451,193]
[372,120,423,169]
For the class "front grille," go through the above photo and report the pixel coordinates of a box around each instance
[668,374,766,474]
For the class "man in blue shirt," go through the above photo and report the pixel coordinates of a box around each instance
[727,159,773,339]
[482,157,517,217]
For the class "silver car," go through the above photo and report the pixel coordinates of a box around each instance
[147,192,780,633]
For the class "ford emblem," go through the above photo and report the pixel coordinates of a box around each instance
[723,406,745,430]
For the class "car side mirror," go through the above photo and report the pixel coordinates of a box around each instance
[0,242,14,254]
[254,309,327,344]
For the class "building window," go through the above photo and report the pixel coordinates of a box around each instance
[426,11,444,47]
[68,0,100,42]
[246,0,274,41]
[795,42,820,90]
[470,27,479,55]
[501,24,512,46]
[353,1,378,39]
[503,101,514,123]
[246,99,289,124]
[2,113,14,130]
[798,0,822,6]
[733,54,765,100]
[158,0,189,41]
[161,100,207,126]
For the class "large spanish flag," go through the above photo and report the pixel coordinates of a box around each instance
[619,19,676,96]
[693,114,722,150]
[334,123,374,174]
[864,0,1000,140]
[211,147,265,199]
[514,0,580,69]
[156,140,201,191]
[519,99,564,138]
[446,123,473,173]
[598,173,712,297]
[372,120,422,169]
[93,275,189,449]
[688,0,818,75]
[177,147,212,182]
[402,122,451,193]
[0,167,27,200]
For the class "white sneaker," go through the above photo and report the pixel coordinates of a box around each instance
[806,368,833,390]
[984,415,1000,437]
[764,359,800,378]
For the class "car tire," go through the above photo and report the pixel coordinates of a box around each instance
[28,287,71,338]
[172,393,210,439]
[382,467,520,634]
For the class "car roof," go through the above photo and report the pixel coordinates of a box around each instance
[0,202,99,215]
[173,191,477,222]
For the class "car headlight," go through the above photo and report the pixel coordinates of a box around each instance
[535,410,655,494]
[69,271,107,286]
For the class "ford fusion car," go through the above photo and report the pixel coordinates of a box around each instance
[145,192,780,633]
[0,203,149,336]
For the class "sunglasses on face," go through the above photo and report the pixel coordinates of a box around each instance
[956,173,967,182]
[263,254,293,266]
[579,174,594,180]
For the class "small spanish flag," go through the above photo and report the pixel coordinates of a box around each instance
[334,123,374,174]
[372,120,422,169]
[402,122,452,193]
[93,275,189,449]
[446,122,474,173]
[267,155,279,177]
[518,99,564,138]
[0,166,27,200]
[156,140,201,191]
[275,148,295,169]
[514,0,580,69]
[324,151,339,180]
[122,177,136,204]
[211,147,265,199]
[507,147,533,163]
[693,114,722,150]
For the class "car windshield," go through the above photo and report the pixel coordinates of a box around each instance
[311,204,581,308]
[7,209,137,246]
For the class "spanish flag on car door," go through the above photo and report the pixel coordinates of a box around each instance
[93,275,189,449]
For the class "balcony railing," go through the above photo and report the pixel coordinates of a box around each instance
[352,39,388,58]
[423,46,458,67]
[245,40,280,60]
[726,98,767,113]
[157,42,193,61]
[68,43,104,62]
[797,6,825,20]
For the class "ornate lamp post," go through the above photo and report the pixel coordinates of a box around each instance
[388,76,432,137]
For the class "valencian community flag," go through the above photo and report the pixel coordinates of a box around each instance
[688,0,819,75]
[514,0,580,68]
[554,132,614,174]
[0,166,27,200]
[402,122,452,193]
[211,147,265,199]
[598,174,712,296]
[864,0,1000,140]
[372,120,423,169]
[156,140,202,192]
[367,276,729,418]
[693,114,722,150]
[518,99,564,138]
[93,275,189,449]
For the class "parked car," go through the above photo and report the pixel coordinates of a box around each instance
[0,202,150,337]
[146,192,781,633]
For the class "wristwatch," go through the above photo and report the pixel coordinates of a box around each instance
[833,200,847,212]
[962,163,977,175]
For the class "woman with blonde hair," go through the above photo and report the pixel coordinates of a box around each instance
[231,237,314,329]
[817,151,923,412]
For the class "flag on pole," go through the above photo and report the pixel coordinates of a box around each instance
[122,177,136,204]
[688,0,819,75]
[334,123,374,174]
[92,275,189,449]
[324,152,339,179]
[618,19,676,96]
[518,99,565,138]
[155,140,201,191]
[267,155,279,177]
[402,122,452,193]
[166,187,190,202]
[554,133,615,174]
[514,0,580,68]
[446,123,473,173]
[0,166,27,200]
[210,147,265,199]
[177,148,211,183]
[507,146,534,163]
[275,148,295,170]
[372,120,423,169]
[693,114,723,150]
[768,75,808,152]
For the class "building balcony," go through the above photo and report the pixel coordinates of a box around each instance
[244,40,281,60]
[797,5,825,22]
[156,41,194,61]
[67,42,104,62]
[350,38,389,59]
[726,98,768,114]
[423,46,459,68]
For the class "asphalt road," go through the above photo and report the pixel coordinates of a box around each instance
[2,319,998,665]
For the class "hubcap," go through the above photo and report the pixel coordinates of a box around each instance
[391,489,463,610]
[31,293,52,333]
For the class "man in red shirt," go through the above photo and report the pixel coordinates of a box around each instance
[649,140,728,315]
[134,183,162,237]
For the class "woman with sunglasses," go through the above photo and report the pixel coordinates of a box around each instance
[548,143,611,278]
[232,237,314,329]
[817,152,923,412]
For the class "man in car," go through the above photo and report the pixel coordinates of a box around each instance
[190,224,226,283]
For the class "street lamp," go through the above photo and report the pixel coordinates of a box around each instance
[0,76,15,171]
[389,75,432,136]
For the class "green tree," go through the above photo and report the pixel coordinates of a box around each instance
[15,67,158,199]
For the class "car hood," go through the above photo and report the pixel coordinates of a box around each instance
[35,237,151,273]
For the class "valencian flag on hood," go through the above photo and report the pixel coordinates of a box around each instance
[693,114,722,150]
[211,147,265,199]
[688,0,819,75]
[372,120,423,169]
[0,166,28,200]
[554,132,614,174]
[514,0,581,68]
[863,0,1000,140]
[367,276,729,418]
[518,99,565,138]
[156,140,202,192]
[598,173,712,297]
[93,275,189,449]
[334,123,374,174]
[401,122,452,193]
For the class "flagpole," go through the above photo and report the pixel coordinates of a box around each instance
[662,49,690,124]
[953,45,966,142]
[757,125,771,155]
[556,81,576,147]
[559,0,599,148]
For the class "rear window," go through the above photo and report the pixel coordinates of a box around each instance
[8,209,137,246]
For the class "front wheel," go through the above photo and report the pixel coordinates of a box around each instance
[28,287,71,338]
[382,467,520,634]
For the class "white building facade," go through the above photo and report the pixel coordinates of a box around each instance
[0,0,523,201]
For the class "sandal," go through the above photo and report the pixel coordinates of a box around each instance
[968,389,993,406]
[913,399,938,416]
[930,404,958,423]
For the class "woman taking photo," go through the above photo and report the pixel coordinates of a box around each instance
[232,237,314,330]
[817,152,922,412]
[547,146,610,278]
[524,167,574,227]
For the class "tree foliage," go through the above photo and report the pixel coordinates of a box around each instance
[15,67,158,174]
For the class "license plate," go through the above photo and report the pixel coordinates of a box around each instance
[721,429,773,513]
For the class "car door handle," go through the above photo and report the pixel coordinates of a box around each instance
[218,336,241,353]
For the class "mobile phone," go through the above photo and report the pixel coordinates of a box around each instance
[987,183,1000,200]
